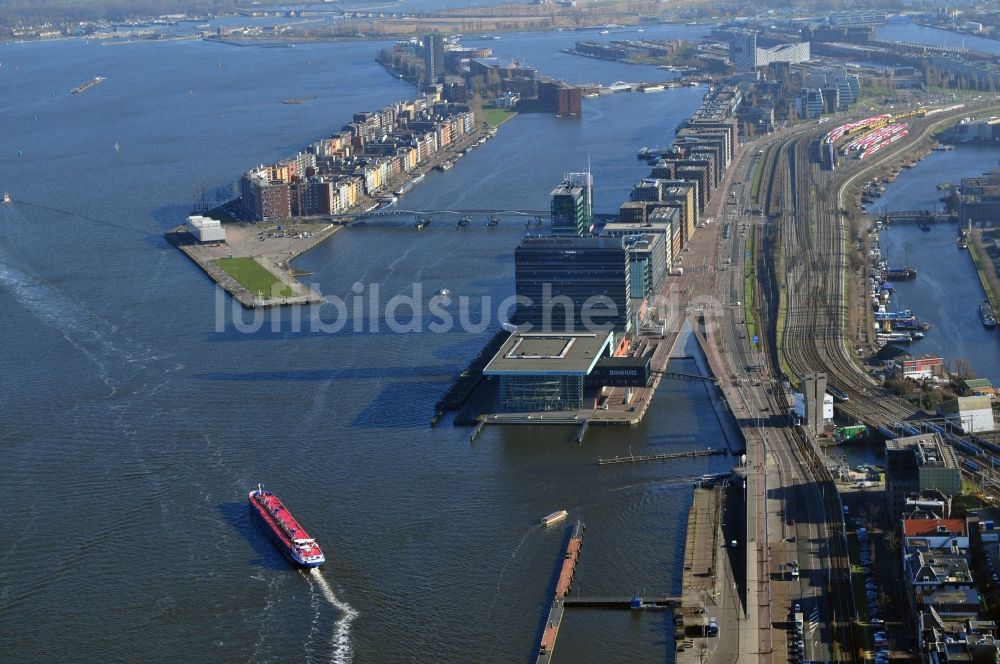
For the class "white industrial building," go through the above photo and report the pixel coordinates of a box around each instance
[939,396,995,434]
[186,215,226,243]
[793,391,834,421]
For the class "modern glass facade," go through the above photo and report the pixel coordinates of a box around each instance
[497,375,586,411]
[514,236,631,333]
[550,174,592,237]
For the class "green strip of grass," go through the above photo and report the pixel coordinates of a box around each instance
[969,236,1000,313]
[214,257,294,298]
[482,106,516,127]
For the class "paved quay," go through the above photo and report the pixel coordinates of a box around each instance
[675,486,727,664]
[167,219,338,308]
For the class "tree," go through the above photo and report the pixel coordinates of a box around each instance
[468,92,484,125]
[469,74,486,96]
[954,357,977,382]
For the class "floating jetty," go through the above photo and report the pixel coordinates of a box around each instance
[597,447,727,465]
[536,520,585,664]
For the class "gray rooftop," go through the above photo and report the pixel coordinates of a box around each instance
[483,331,613,376]
[887,433,959,469]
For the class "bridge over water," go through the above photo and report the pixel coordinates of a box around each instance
[336,208,620,225]
[879,209,955,224]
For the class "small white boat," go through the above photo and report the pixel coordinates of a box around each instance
[436,288,452,297]
[541,510,568,526]
[2,192,10,204]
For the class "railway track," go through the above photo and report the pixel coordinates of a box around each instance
[750,108,1000,660]
[754,128,875,661]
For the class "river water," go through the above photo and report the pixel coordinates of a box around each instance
[877,21,1000,54]
[872,146,1000,386]
[0,28,745,664]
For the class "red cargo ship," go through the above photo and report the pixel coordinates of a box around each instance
[248,485,325,568]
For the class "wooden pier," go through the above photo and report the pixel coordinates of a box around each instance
[535,520,585,664]
[597,447,727,465]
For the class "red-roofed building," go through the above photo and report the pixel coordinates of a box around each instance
[903,519,967,538]
[902,518,969,559]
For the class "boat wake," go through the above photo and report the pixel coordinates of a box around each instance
[307,568,358,664]
[487,524,540,641]
[0,258,164,393]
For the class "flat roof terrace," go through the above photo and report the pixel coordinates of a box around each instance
[483,331,614,376]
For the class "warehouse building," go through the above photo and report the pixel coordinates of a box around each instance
[186,215,226,243]
[939,396,996,434]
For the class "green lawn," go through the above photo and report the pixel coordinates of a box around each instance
[970,235,1000,312]
[214,257,294,298]
[482,106,516,127]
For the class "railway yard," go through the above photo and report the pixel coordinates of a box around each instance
[691,101,1000,662]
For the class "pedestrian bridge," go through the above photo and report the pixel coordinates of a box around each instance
[337,208,619,225]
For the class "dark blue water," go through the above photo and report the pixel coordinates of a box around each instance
[0,31,731,663]
[875,146,1000,385]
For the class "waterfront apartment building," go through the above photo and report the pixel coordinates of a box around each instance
[728,29,757,73]
[241,170,291,221]
[653,159,713,211]
[423,34,445,83]
[538,79,583,116]
[514,236,632,333]
[672,165,710,214]
[629,180,696,245]
[650,206,682,260]
[885,433,962,518]
[238,96,474,221]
